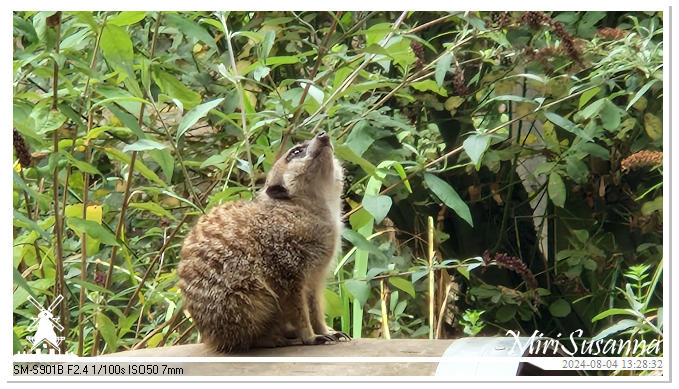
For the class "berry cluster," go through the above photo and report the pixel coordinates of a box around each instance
[620,150,663,171]
[410,40,425,69]
[487,12,512,29]
[518,11,550,29]
[13,129,31,168]
[453,67,469,96]
[519,11,582,64]
[597,27,627,40]
[483,251,538,290]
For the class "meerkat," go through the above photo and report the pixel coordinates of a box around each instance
[178,132,350,352]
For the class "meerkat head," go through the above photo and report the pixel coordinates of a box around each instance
[262,132,343,207]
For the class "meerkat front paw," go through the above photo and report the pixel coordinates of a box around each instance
[327,330,351,342]
[303,334,338,345]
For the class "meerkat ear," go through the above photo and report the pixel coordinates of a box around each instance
[266,184,290,200]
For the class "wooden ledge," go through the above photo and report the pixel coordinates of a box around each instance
[105,339,455,376]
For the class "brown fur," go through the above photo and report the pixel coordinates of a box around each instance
[178,132,348,352]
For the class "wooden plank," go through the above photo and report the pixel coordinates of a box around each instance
[106,339,455,376]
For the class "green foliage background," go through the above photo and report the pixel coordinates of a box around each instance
[13,11,663,370]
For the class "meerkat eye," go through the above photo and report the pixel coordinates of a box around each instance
[286,145,307,162]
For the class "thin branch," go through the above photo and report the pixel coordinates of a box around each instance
[218,12,255,191]
[406,13,460,35]
[49,11,69,352]
[172,323,196,346]
[77,113,93,356]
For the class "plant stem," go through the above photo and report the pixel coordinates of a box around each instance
[49,11,69,352]
[77,113,93,357]
[379,279,391,339]
[427,216,435,339]
[406,13,460,34]
[219,12,255,191]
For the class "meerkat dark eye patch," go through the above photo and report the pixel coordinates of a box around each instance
[285,145,308,162]
[265,184,290,200]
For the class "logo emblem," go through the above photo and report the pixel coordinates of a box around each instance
[25,295,65,353]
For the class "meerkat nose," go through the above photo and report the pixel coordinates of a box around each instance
[316,131,329,143]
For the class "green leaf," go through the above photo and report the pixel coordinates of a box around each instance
[566,156,589,184]
[334,145,376,175]
[579,142,610,160]
[100,24,141,97]
[67,217,120,247]
[13,210,50,241]
[31,105,66,134]
[59,151,102,176]
[266,56,301,66]
[104,147,167,187]
[343,121,375,157]
[591,319,640,342]
[483,94,536,108]
[549,299,571,317]
[463,134,490,166]
[627,80,658,110]
[122,139,168,153]
[259,30,276,61]
[108,11,147,26]
[69,278,113,295]
[96,312,118,350]
[146,333,165,348]
[591,308,640,322]
[148,149,175,183]
[101,102,145,139]
[390,162,412,193]
[423,173,473,227]
[411,79,447,96]
[389,277,415,298]
[153,70,201,110]
[252,65,270,82]
[641,196,663,216]
[13,171,50,209]
[578,87,600,109]
[100,24,133,64]
[435,53,452,87]
[495,305,516,323]
[129,202,177,221]
[362,195,392,225]
[323,289,344,320]
[13,267,37,299]
[411,267,430,283]
[232,30,264,43]
[344,279,371,307]
[176,98,224,143]
[165,13,216,48]
[341,229,387,262]
[548,172,566,208]
[544,111,592,141]
[644,113,662,140]
[600,100,622,131]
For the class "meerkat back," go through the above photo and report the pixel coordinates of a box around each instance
[178,132,349,352]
